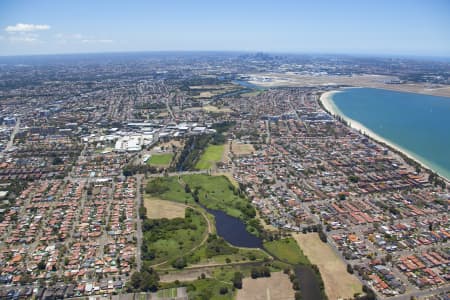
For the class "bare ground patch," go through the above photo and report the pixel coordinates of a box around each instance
[157,111,169,117]
[222,141,231,165]
[231,140,255,156]
[237,272,295,300]
[144,197,186,219]
[202,105,233,113]
[293,233,362,300]
[159,268,213,283]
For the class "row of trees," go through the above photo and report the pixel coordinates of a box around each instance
[123,164,158,176]
[175,135,211,171]
[173,121,235,171]
[145,177,170,195]
[429,172,447,189]
[127,263,159,292]
[284,268,303,300]
[205,234,238,258]
[301,224,328,243]
[232,272,243,289]
[250,266,271,279]
[134,102,166,110]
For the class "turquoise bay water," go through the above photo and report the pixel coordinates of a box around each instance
[331,88,450,180]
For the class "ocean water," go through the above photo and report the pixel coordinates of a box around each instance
[330,88,450,180]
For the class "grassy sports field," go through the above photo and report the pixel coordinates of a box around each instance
[147,153,174,166]
[195,144,224,170]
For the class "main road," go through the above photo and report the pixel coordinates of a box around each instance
[135,174,144,271]
[5,118,20,151]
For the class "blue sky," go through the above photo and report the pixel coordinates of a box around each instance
[0,0,449,56]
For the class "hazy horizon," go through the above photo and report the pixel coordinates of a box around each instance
[1,51,450,66]
[1,0,449,57]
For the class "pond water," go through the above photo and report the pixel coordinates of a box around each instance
[206,208,262,248]
[294,265,323,300]
[207,207,322,298]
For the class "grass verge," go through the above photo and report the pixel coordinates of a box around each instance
[263,238,310,265]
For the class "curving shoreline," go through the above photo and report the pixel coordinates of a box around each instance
[319,90,450,182]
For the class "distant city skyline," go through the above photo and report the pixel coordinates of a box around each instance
[0,0,449,57]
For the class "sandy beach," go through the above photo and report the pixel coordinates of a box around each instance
[319,90,450,182]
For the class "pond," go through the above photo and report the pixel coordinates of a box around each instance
[294,265,323,300]
[206,208,262,248]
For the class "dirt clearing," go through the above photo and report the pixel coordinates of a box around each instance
[144,197,186,219]
[231,140,255,156]
[159,268,213,283]
[236,272,295,300]
[203,105,233,113]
